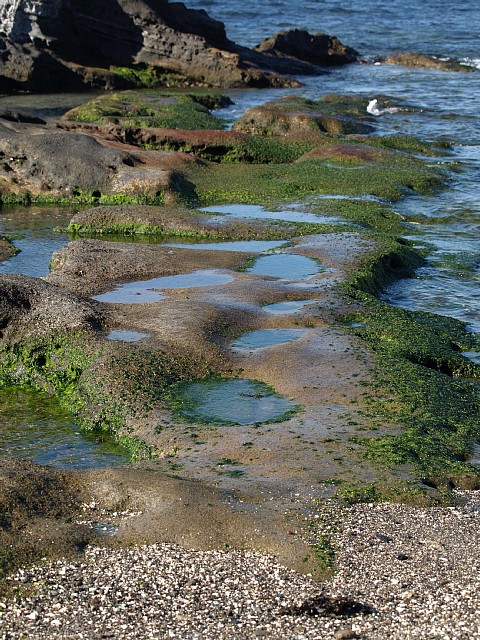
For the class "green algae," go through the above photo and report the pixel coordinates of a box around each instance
[0,332,219,461]
[185,155,446,206]
[0,190,165,207]
[170,377,299,426]
[340,252,480,490]
[64,90,229,130]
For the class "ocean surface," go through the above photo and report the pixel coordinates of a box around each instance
[0,0,479,465]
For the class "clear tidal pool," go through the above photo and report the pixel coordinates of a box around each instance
[93,269,234,304]
[0,385,129,468]
[263,299,315,315]
[173,378,298,425]
[246,253,323,279]
[0,205,74,277]
[200,203,343,225]
[231,328,307,351]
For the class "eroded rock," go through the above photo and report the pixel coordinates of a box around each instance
[254,29,358,66]
[0,1,360,91]
[232,95,375,137]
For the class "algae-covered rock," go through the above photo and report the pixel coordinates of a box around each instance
[382,52,474,72]
[232,95,375,136]
[63,91,231,131]
[0,235,15,262]
[0,273,103,341]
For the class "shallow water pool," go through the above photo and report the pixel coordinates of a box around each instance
[200,203,343,225]
[173,378,297,425]
[263,300,315,315]
[0,385,129,468]
[93,269,235,304]
[231,328,307,351]
[246,253,323,279]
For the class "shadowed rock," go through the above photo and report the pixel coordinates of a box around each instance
[254,29,358,66]
[0,1,357,91]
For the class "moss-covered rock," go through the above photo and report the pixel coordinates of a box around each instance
[383,52,475,73]
[63,91,232,131]
[232,95,382,136]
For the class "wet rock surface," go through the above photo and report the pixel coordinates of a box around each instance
[0,273,103,340]
[232,95,375,136]
[381,52,475,72]
[0,74,477,640]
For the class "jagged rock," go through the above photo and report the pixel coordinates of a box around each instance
[254,29,358,66]
[0,1,358,92]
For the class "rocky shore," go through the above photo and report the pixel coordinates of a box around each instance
[0,2,479,638]
[1,491,479,639]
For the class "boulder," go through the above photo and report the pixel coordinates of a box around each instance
[232,95,374,137]
[0,128,177,201]
[254,29,358,66]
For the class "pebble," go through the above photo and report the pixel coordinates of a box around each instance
[0,492,479,639]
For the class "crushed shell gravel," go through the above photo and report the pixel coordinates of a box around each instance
[0,491,479,639]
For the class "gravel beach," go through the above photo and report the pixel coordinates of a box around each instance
[1,491,479,640]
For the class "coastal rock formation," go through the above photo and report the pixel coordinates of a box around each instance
[254,29,358,66]
[0,126,179,201]
[0,273,104,341]
[232,95,375,137]
[382,52,474,72]
[0,0,357,91]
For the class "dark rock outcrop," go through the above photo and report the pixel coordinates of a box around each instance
[254,29,358,67]
[0,1,357,91]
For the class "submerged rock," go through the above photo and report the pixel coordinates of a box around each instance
[0,1,358,91]
[382,52,474,72]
